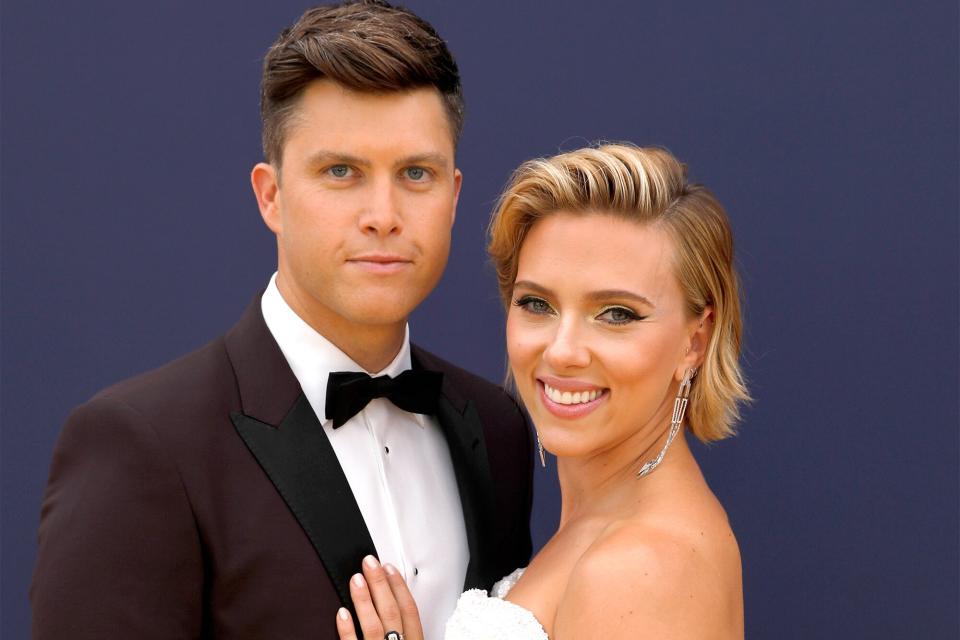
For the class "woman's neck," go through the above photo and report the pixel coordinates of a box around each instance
[556,428,695,529]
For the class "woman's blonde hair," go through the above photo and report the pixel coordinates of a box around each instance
[488,143,750,441]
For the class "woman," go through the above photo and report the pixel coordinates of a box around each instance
[335,143,750,639]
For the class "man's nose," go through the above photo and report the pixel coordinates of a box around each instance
[542,318,591,370]
[358,178,403,236]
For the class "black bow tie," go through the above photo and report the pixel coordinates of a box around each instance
[325,370,444,429]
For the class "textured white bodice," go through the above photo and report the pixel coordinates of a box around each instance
[444,569,548,639]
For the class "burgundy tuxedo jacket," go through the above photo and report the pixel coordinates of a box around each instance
[31,298,534,639]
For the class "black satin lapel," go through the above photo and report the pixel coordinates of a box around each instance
[435,396,497,590]
[231,393,376,618]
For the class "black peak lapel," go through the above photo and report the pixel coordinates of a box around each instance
[223,296,301,427]
[410,345,499,589]
[433,394,498,591]
[231,393,376,619]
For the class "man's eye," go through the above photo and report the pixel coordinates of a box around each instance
[405,167,428,181]
[597,306,642,325]
[513,296,553,315]
[328,165,352,178]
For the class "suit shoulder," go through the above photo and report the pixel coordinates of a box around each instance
[84,336,236,423]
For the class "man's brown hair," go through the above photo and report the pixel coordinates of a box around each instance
[260,0,464,166]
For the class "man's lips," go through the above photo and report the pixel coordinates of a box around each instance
[347,253,412,263]
[346,254,413,273]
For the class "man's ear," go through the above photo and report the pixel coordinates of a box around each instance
[449,167,463,227]
[677,306,715,381]
[251,162,282,235]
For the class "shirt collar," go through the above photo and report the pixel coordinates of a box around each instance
[260,273,422,426]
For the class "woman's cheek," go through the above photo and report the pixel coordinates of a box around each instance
[507,327,530,352]
[506,317,536,364]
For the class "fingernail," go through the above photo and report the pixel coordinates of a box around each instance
[383,563,397,576]
[363,555,380,569]
[352,573,365,588]
[338,607,350,621]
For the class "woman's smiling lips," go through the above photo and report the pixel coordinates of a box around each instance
[346,253,413,274]
[537,376,608,418]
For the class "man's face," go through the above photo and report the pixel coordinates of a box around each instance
[253,79,461,344]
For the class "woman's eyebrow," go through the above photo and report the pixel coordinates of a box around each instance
[513,281,655,308]
[584,289,655,308]
[512,280,553,296]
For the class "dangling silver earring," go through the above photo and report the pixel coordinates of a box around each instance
[638,367,696,478]
[536,431,546,468]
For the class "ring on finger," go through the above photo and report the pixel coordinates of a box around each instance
[384,632,404,640]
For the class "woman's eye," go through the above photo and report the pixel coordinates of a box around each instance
[597,306,642,324]
[513,296,553,315]
[328,165,353,178]
[404,166,428,181]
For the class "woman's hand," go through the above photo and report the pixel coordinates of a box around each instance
[336,555,424,640]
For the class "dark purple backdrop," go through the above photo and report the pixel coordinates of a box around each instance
[2,1,957,637]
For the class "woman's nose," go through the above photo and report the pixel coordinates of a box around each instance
[542,319,591,370]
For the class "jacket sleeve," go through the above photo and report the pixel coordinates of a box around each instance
[31,396,203,639]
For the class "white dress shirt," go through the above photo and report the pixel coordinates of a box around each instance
[261,274,468,639]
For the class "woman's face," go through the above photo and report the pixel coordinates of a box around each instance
[506,211,703,462]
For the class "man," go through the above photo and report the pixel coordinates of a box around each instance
[30,2,534,638]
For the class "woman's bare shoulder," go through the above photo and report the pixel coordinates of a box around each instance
[551,502,742,639]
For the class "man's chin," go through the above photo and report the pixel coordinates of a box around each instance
[342,298,419,328]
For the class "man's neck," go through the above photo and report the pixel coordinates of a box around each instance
[275,274,406,373]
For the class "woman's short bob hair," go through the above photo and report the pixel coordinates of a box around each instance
[488,143,750,442]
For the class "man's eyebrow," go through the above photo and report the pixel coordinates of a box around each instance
[395,152,450,168]
[305,151,370,167]
[303,151,451,169]
[513,281,655,308]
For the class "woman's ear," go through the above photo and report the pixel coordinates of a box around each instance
[677,306,714,381]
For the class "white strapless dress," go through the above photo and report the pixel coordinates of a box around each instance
[444,569,548,639]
